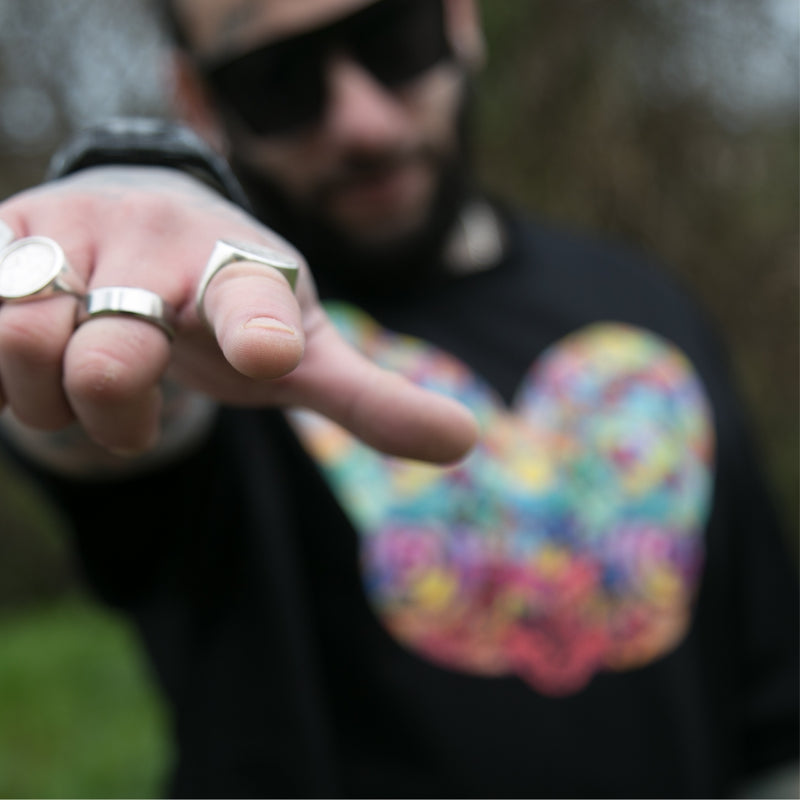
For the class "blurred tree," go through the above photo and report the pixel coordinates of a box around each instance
[0,0,167,194]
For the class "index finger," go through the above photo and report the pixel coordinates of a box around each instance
[282,314,479,464]
[200,255,477,463]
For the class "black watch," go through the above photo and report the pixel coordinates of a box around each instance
[46,117,252,211]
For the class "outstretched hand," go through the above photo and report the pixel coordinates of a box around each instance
[0,166,477,464]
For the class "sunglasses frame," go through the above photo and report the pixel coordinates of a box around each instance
[197,0,453,137]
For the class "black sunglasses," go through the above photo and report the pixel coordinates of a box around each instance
[198,0,452,137]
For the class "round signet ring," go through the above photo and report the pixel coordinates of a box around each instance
[196,239,299,328]
[82,286,177,340]
[0,236,86,302]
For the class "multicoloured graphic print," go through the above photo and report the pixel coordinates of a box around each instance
[290,303,715,695]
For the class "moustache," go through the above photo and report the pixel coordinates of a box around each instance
[312,145,443,203]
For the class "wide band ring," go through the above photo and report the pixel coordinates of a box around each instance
[195,238,299,328]
[0,236,86,302]
[81,286,177,339]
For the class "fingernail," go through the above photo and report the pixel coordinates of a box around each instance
[245,317,297,336]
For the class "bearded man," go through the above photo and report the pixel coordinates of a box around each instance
[0,1,796,797]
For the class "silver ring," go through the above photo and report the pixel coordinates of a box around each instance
[195,239,299,327]
[0,236,86,302]
[81,286,177,339]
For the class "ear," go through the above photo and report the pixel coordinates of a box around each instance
[442,0,486,71]
[170,51,230,155]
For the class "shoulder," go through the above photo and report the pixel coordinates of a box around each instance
[503,205,717,346]
[505,206,680,295]
[494,204,745,415]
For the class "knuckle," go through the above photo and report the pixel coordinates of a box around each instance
[110,191,182,238]
[64,321,168,406]
[65,348,139,405]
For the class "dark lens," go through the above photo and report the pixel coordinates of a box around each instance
[350,0,451,89]
[201,0,451,137]
[204,38,326,136]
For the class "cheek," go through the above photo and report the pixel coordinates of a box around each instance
[399,66,464,150]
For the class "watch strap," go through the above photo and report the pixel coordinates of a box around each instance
[46,117,252,211]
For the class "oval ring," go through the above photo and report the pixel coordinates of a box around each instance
[81,286,177,339]
[0,236,86,302]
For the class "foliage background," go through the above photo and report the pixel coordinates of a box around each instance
[0,1,796,796]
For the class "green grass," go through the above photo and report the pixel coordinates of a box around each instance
[0,598,171,798]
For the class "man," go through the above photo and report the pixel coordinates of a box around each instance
[0,0,796,796]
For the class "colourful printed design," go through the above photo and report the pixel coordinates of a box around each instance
[289,303,715,695]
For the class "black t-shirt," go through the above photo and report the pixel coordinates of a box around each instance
[16,211,798,798]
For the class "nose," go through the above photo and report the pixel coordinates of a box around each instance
[321,52,408,150]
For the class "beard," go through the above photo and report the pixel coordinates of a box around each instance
[228,83,475,302]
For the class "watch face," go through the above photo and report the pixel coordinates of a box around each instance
[0,237,63,299]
